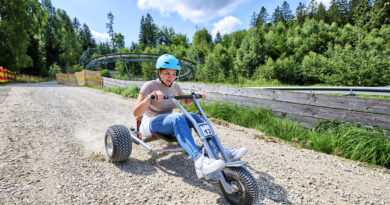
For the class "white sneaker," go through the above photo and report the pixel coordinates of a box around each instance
[222,147,248,161]
[194,155,225,178]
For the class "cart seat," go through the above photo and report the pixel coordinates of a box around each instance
[136,116,177,143]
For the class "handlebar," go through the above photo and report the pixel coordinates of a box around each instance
[149,93,202,100]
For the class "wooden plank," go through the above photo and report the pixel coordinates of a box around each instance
[179,83,390,115]
[202,92,390,130]
[273,112,319,128]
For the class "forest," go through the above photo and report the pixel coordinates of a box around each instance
[1,0,389,86]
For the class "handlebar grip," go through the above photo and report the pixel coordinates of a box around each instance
[149,94,202,100]
[149,95,169,100]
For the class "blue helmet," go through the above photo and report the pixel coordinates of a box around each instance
[156,54,181,70]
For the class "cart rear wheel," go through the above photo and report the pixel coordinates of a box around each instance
[219,167,259,205]
[105,125,132,162]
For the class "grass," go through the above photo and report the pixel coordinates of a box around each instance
[12,74,53,83]
[183,78,286,87]
[102,85,140,98]
[97,85,390,169]
[323,93,390,99]
[184,101,390,169]
[355,94,390,99]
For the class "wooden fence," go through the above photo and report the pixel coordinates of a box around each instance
[102,77,390,130]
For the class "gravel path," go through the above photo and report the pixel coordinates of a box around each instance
[1,81,390,204]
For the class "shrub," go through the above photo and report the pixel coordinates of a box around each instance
[120,85,140,98]
[48,63,61,78]
[101,69,110,77]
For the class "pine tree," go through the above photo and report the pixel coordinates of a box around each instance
[72,17,80,31]
[316,3,327,22]
[139,16,147,48]
[328,0,349,25]
[272,6,283,24]
[214,32,223,44]
[281,1,293,22]
[369,0,390,29]
[106,12,115,51]
[138,13,158,49]
[307,0,319,19]
[250,12,257,27]
[80,24,95,51]
[296,2,307,24]
[256,7,269,27]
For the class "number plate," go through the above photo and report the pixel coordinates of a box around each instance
[200,124,213,136]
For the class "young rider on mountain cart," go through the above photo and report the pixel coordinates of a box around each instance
[105,54,259,204]
[132,54,248,177]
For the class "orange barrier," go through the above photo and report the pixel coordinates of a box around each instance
[56,70,102,86]
[0,66,16,83]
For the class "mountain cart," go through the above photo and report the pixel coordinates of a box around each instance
[104,93,259,204]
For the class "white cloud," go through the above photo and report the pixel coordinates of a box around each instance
[91,30,110,43]
[137,0,248,24]
[211,16,242,38]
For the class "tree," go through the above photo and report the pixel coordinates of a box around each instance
[198,44,232,82]
[0,0,43,71]
[234,28,267,80]
[79,23,96,51]
[214,32,223,44]
[106,12,114,51]
[138,13,158,49]
[296,2,307,24]
[250,12,257,27]
[113,33,125,49]
[158,26,175,46]
[187,29,213,65]
[172,34,189,47]
[307,0,319,19]
[368,0,390,29]
[328,0,349,25]
[256,7,269,27]
[228,30,247,58]
[316,3,328,22]
[281,1,293,22]
[271,6,283,24]
[56,9,80,69]
[72,17,80,32]
[42,0,63,72]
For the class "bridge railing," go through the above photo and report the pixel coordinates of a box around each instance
[84,53,196,81]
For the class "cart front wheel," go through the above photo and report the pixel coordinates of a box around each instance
[219,167,259,205]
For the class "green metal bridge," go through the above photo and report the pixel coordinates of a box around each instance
[84,53,197,80]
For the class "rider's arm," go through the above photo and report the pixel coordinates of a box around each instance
[132,91,163,117]
[132,93,150,117]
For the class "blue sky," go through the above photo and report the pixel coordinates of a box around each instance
[51,0,331,46]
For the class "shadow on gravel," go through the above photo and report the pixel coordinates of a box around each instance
[114,157,158,176]
[115,152,229,204]
[247,165,292,204]
[114,153,291,204]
